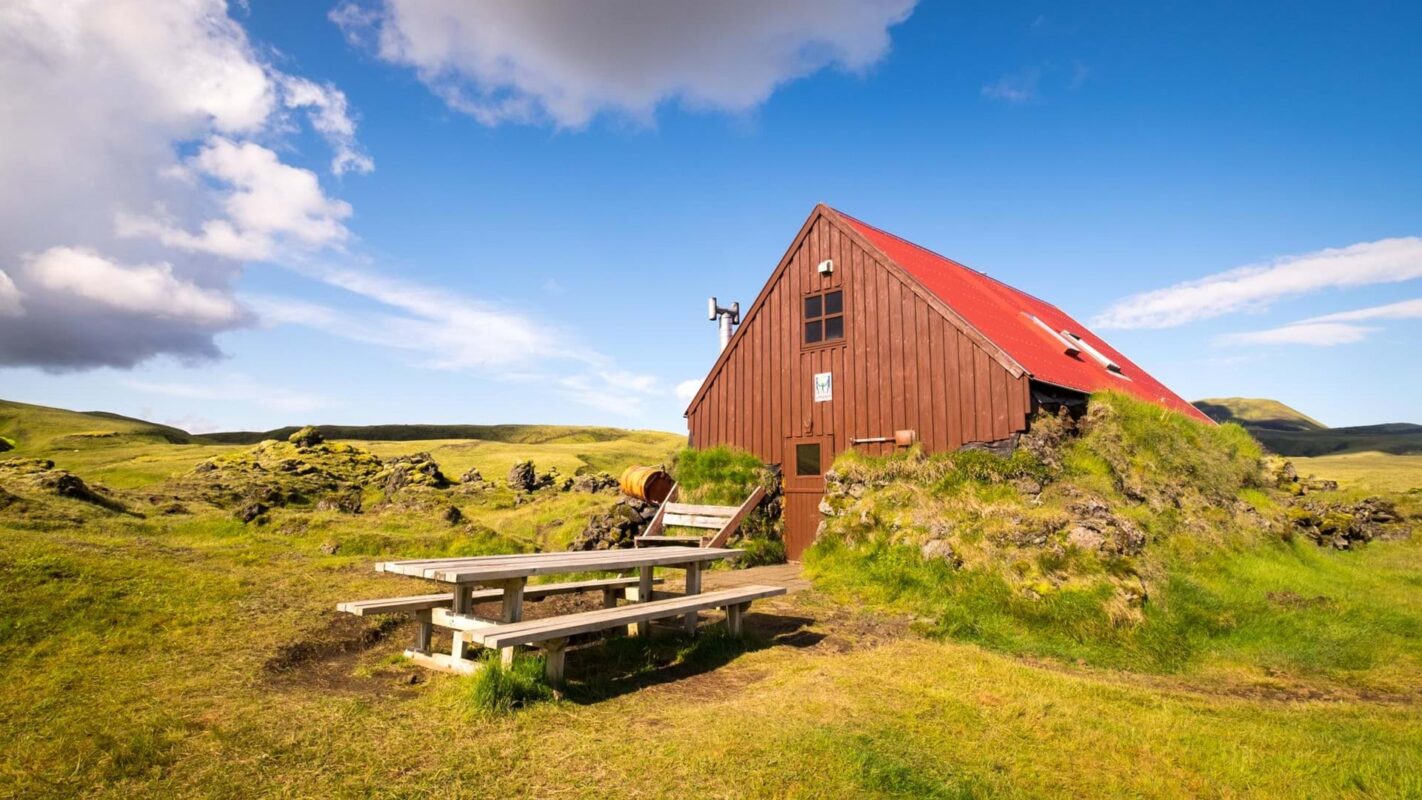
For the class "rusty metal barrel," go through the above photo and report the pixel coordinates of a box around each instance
[618,465,673,504]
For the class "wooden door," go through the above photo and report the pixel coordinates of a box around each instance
[783,435,832,560]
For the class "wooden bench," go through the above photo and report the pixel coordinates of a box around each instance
[464,584,787,683]
[337,576,661,657]
[635,486,766,549]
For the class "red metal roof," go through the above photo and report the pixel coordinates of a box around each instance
[834,209,1212,423]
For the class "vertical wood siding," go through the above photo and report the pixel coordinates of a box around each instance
[688,213,1031,462]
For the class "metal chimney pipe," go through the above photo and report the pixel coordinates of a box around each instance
[708,298,740,352]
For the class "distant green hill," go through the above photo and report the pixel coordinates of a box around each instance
[203,423,674,446]
[1192,397,1422,456]
[1192,397,1327,432]
[0,399,679,449]
[0,398,196,452]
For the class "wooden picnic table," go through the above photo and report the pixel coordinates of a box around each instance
[374,546,741,673]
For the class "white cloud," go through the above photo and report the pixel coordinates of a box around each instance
[250,266,663,415]
[277,75,374,175]
[675,378,702,403]
[558,372,660,418]
[0,270,22,317]
[119,137,353,260]
[332,0,916,126]
[1216,322,1375,347]
[1095,238,1422,329]
[1299,297,1422,324]
[0,0,366,369]
[981,67,1040,103]
[1214,297,1422,349]
[300,264,571,369]
[125,373,328,414]
[25,246,244,325]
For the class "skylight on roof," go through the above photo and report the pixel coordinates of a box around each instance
[1021,312,1080,355]
[1062,331,1123,374]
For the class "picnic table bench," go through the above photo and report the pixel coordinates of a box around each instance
[338,546,785,682]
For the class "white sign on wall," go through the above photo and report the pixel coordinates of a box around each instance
[813,371,832,403]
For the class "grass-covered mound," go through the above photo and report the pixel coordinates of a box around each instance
[806,392,1421,689]
[670,446,785,565]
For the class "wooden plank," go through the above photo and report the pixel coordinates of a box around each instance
[891,278,907,428]
[948,329,962,443]
[341,578,648,618]
[466,585,788,649]
[909,292,927,447]
[641,483,678,538]
[851,237,868,445]
[683,562,702,633]
[413,609,432,653]
[663,502,737,517]
[726,602,746,637]
[929,311,947,451]
[991,362,1009,439]
[664,513,732,529]
[634,535,704,546]
[541,638,568,684]
[404,649,478,675]
[957,332,975,442]
[974,346,992,441]
[431,608,500,631]
[377,546,740,581]
[337,593,451,616]
[703,484,766,550]
[635,565,655,637]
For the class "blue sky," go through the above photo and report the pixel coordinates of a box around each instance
[1,0,1418,433]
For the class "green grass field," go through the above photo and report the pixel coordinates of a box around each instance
[1294,452,1422,493]
[2,399,1420,798]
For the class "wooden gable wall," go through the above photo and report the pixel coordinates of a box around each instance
[686,209,1032,462]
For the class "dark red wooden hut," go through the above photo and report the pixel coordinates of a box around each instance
[684,204,1209,559]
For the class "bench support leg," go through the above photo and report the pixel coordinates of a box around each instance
[412,609,433,654]
[450,584,474,663]
[602,587,619,608]
[726,602,748,637]
[683,562,702,634]
[499,578,526,665]
[633,566,655,637]
[542,638,568,685]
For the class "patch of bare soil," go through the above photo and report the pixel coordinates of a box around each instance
[641,666,771,704]
[1015,654,1422,707]
[263,592,614,695]
[757,591,917,653]
[263,611,420,695]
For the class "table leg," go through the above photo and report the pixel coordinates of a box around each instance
[499,577,526,667]
[683,562,702,634]
[412,609,432,654]
[450,583,473,663]
[633,565,654,637]
[726,602,746,637]
[542,638,568,685]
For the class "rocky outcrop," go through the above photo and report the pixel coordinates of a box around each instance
[315,489,362,514]
[287,426,325,448]
[180,438,383,510]
[506,460,560,493]
[569,496,657,550]
[506,460,537,492]
[0,458,131,514]
[376,452,451,494]
[1064,498,1146,556]
[1270,457,1339,496]
[569,471,618,494]
[1288,497,1405,549]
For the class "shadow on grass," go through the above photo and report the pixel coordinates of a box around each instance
[558,611,821,703]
